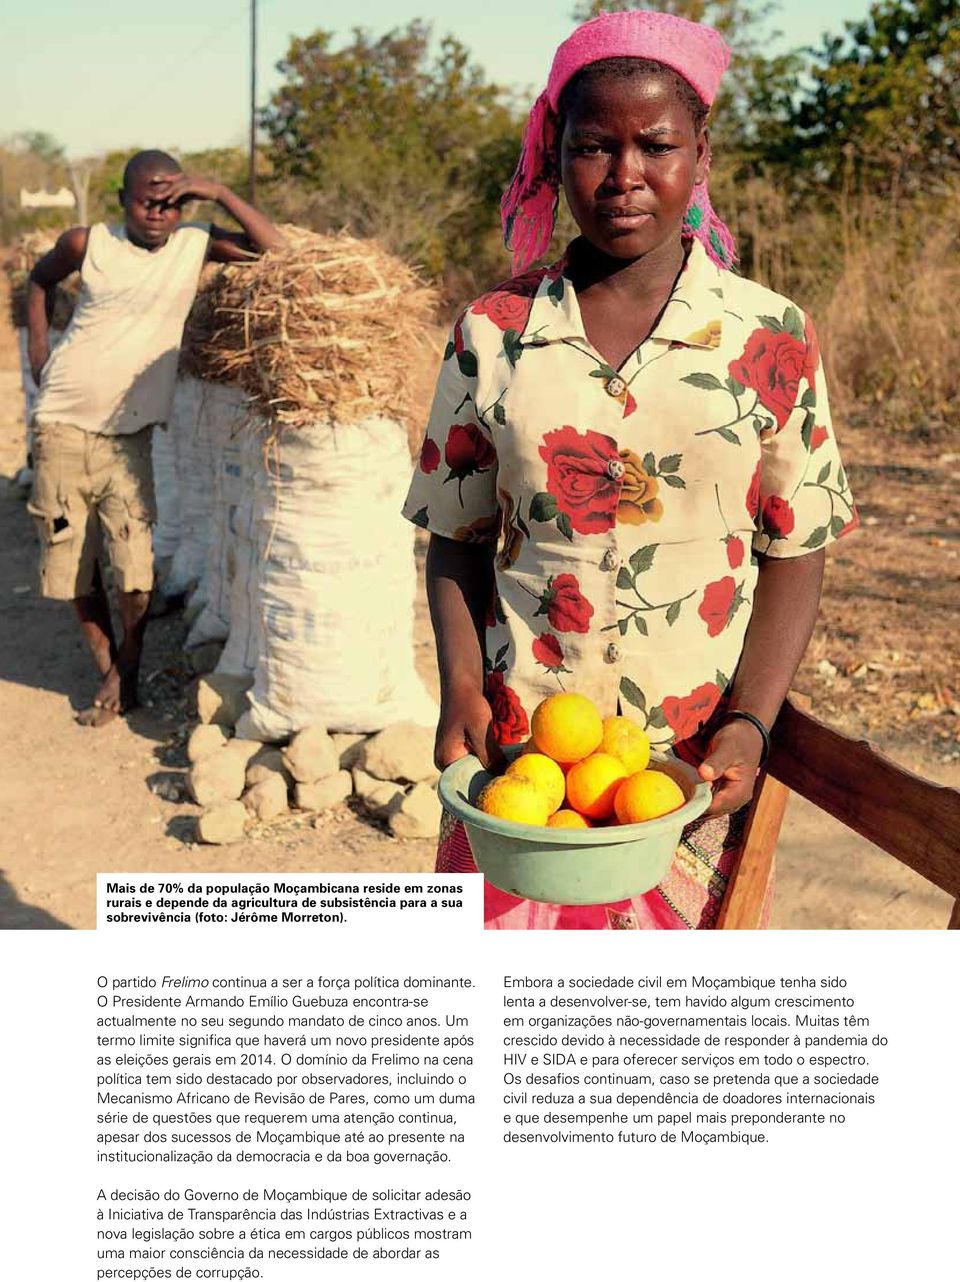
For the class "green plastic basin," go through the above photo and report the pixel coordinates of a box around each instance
[437,748,712,906]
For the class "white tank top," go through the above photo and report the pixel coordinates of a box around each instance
[34,220,210,435]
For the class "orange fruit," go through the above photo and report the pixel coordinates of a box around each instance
[565,752,629,821]
[477,775,550,826]
[614,770,686,825]
[547,809,593,830]
[601,716,651,774]
[505,752,566,815]
[531,692,603,765]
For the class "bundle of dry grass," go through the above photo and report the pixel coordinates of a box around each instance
[182,225,439,432]
[4,231,77,329]
[5,230,58,277]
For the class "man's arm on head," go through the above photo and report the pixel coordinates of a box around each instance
[27,227,88,383]
[205,185,285,261]
[206,221,279,263]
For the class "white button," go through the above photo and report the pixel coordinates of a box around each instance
[604,642,622,663]
[605,375,627,398]
[600,549,618,571]
[606,459,625,481]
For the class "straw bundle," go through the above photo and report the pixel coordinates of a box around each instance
[181,225,438,431]
[4,231,77,329]
[6,230,57,277]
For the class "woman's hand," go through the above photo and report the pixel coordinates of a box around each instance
[434,680,504,773]
[698,719,764,816]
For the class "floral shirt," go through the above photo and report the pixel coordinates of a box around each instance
[403,238,857,751]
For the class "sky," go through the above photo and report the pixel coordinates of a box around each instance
[3,0,874,160]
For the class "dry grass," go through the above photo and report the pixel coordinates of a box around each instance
[4,230,58,276]
[2,231,76,329]
[182,224,439,433]
[820,216,960,427]
[718,174,960,431]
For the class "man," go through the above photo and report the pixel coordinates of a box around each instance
[26,150,283,726]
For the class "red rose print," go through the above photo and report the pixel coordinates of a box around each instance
[485,670,529,746]
[535,573,594,634]
[762,495,795,539]
[419,437,440,474]
[746,461,761,520]
[485,586,506,630]
[445,422,496,475]
[725,535,745,569]
[698,576,737,638]
[803,313,820,395]
[810,424,829,451]
[539,426,621,535]
[838,509,860,538]
[662,682,723,742]
[453,314,465,355]
[471,275,539,332]
[532,633,567,672]
[729,328,806,429]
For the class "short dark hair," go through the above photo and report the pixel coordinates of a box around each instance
[558,57,709,134]
[121,150,182,192]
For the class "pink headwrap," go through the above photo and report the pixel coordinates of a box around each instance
[501,10,737,272]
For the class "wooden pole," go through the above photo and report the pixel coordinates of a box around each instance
[68,161,93,226]
[249,0,257,203]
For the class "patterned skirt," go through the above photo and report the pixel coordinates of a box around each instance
[436,807,763,930]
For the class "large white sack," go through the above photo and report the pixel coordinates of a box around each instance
[236,418,437,740]
[186,385,250,647]
[151,424,180,562]
[214,427,263,678]
[163,377,214,596]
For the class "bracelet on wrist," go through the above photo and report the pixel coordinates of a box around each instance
[719,709,771,766]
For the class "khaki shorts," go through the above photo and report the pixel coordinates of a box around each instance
[28,422,157,600]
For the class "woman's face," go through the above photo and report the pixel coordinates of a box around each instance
[560,72,708,261]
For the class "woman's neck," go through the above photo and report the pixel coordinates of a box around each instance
[565,235,689,371]
[567,234,686,303]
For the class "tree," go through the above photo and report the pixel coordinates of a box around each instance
[574,0,774,43]
[0,133,70,242]
[14,131,66,166]
[260,22,520,281]
[788,0,960,194]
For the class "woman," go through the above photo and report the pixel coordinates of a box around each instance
[404,10,857,929]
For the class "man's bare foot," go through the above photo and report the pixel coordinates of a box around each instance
[73,583,149,727]
[76,665,138,728]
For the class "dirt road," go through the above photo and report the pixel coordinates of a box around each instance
[0,286,955,930]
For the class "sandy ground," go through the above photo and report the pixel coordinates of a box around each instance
[0,285,955,931]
